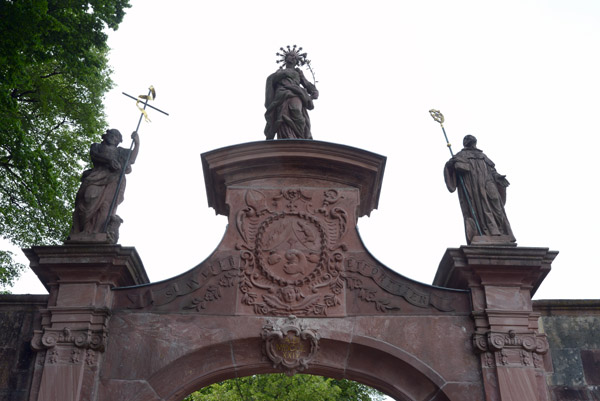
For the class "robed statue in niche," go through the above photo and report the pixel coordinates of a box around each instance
[444,135,516,245]
[69,129,139,243]
[264,45,319,140]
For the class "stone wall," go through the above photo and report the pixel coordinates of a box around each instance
[535,300,600,401]
[2,292,599,401]
[0,294,47,401]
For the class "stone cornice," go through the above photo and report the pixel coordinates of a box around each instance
[434,246,558,296]
[201,140,386,218]
[533,299,600,315]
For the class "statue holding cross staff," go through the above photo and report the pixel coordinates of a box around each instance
[68,129,139,243]
[68,86,168,243]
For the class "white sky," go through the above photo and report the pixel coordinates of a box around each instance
[11,1,600,302]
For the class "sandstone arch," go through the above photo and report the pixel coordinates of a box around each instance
[109,333,456,401]
[21,141,556,401]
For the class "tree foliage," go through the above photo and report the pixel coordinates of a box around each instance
[184,374,386,401]
[0,0,131,288]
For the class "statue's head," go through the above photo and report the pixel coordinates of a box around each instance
[285,52,299,66]
[276,45,308,69]
[463,135,477,148]
[103,129,123,145]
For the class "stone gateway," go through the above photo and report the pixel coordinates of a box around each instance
[1,141,598,401]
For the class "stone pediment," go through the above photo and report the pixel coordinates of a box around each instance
[113,141,470,316]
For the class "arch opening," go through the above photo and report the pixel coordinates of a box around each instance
[182,373,387,401]
[130,336,455,401]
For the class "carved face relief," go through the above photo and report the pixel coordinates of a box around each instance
[279,286,300,303]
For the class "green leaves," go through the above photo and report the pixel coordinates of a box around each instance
[0,250,25,290]
[0,0,131,289]
[184,374,385,401]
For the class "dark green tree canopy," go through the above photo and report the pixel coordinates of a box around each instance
[0,0,131,288]
[185,374,386,401]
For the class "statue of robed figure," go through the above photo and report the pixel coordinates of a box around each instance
[264,45,319,140]
[67,86,167,243]
[69,129,139,243]
[444,135,516,245]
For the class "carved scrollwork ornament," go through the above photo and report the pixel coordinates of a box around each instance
[473,334,489,352]
[488,332,507,351]
[41,332,59,348]
[75,332,91,348]
[262,316,320,375]
[520,334,537,351]
[535,336,549,354]
[89,332,108,351]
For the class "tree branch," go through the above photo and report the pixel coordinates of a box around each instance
[1,164,41,208]
[0,182,24,210]
[42,116,68,146]
[10,89,37,99]
[41,70,62,79]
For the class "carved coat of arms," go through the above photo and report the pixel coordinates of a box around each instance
[236,188,348,316]
[262,316,320,375]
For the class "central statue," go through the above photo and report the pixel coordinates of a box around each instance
[264,45,319,140]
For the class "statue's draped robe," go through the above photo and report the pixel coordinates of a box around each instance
[264,67,318,140]
[70,143,132,236]
[444,147,516,244]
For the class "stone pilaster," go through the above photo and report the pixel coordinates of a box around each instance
[23,244,148,401]
[435,245,558,401]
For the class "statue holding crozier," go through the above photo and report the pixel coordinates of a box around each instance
[430,109,516,245]
[444,135,516,245]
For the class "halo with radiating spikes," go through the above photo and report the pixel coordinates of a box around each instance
[275,44,309,68]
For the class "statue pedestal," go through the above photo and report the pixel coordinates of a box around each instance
[434,245,558,401]
[65,233,110,243]
[23,244,148,401]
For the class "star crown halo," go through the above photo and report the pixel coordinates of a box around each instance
[275,44,309,69]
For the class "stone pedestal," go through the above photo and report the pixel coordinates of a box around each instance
[23,245,148,401]
[434,246,558,401]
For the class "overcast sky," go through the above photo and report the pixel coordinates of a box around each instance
[12,1,600,301]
